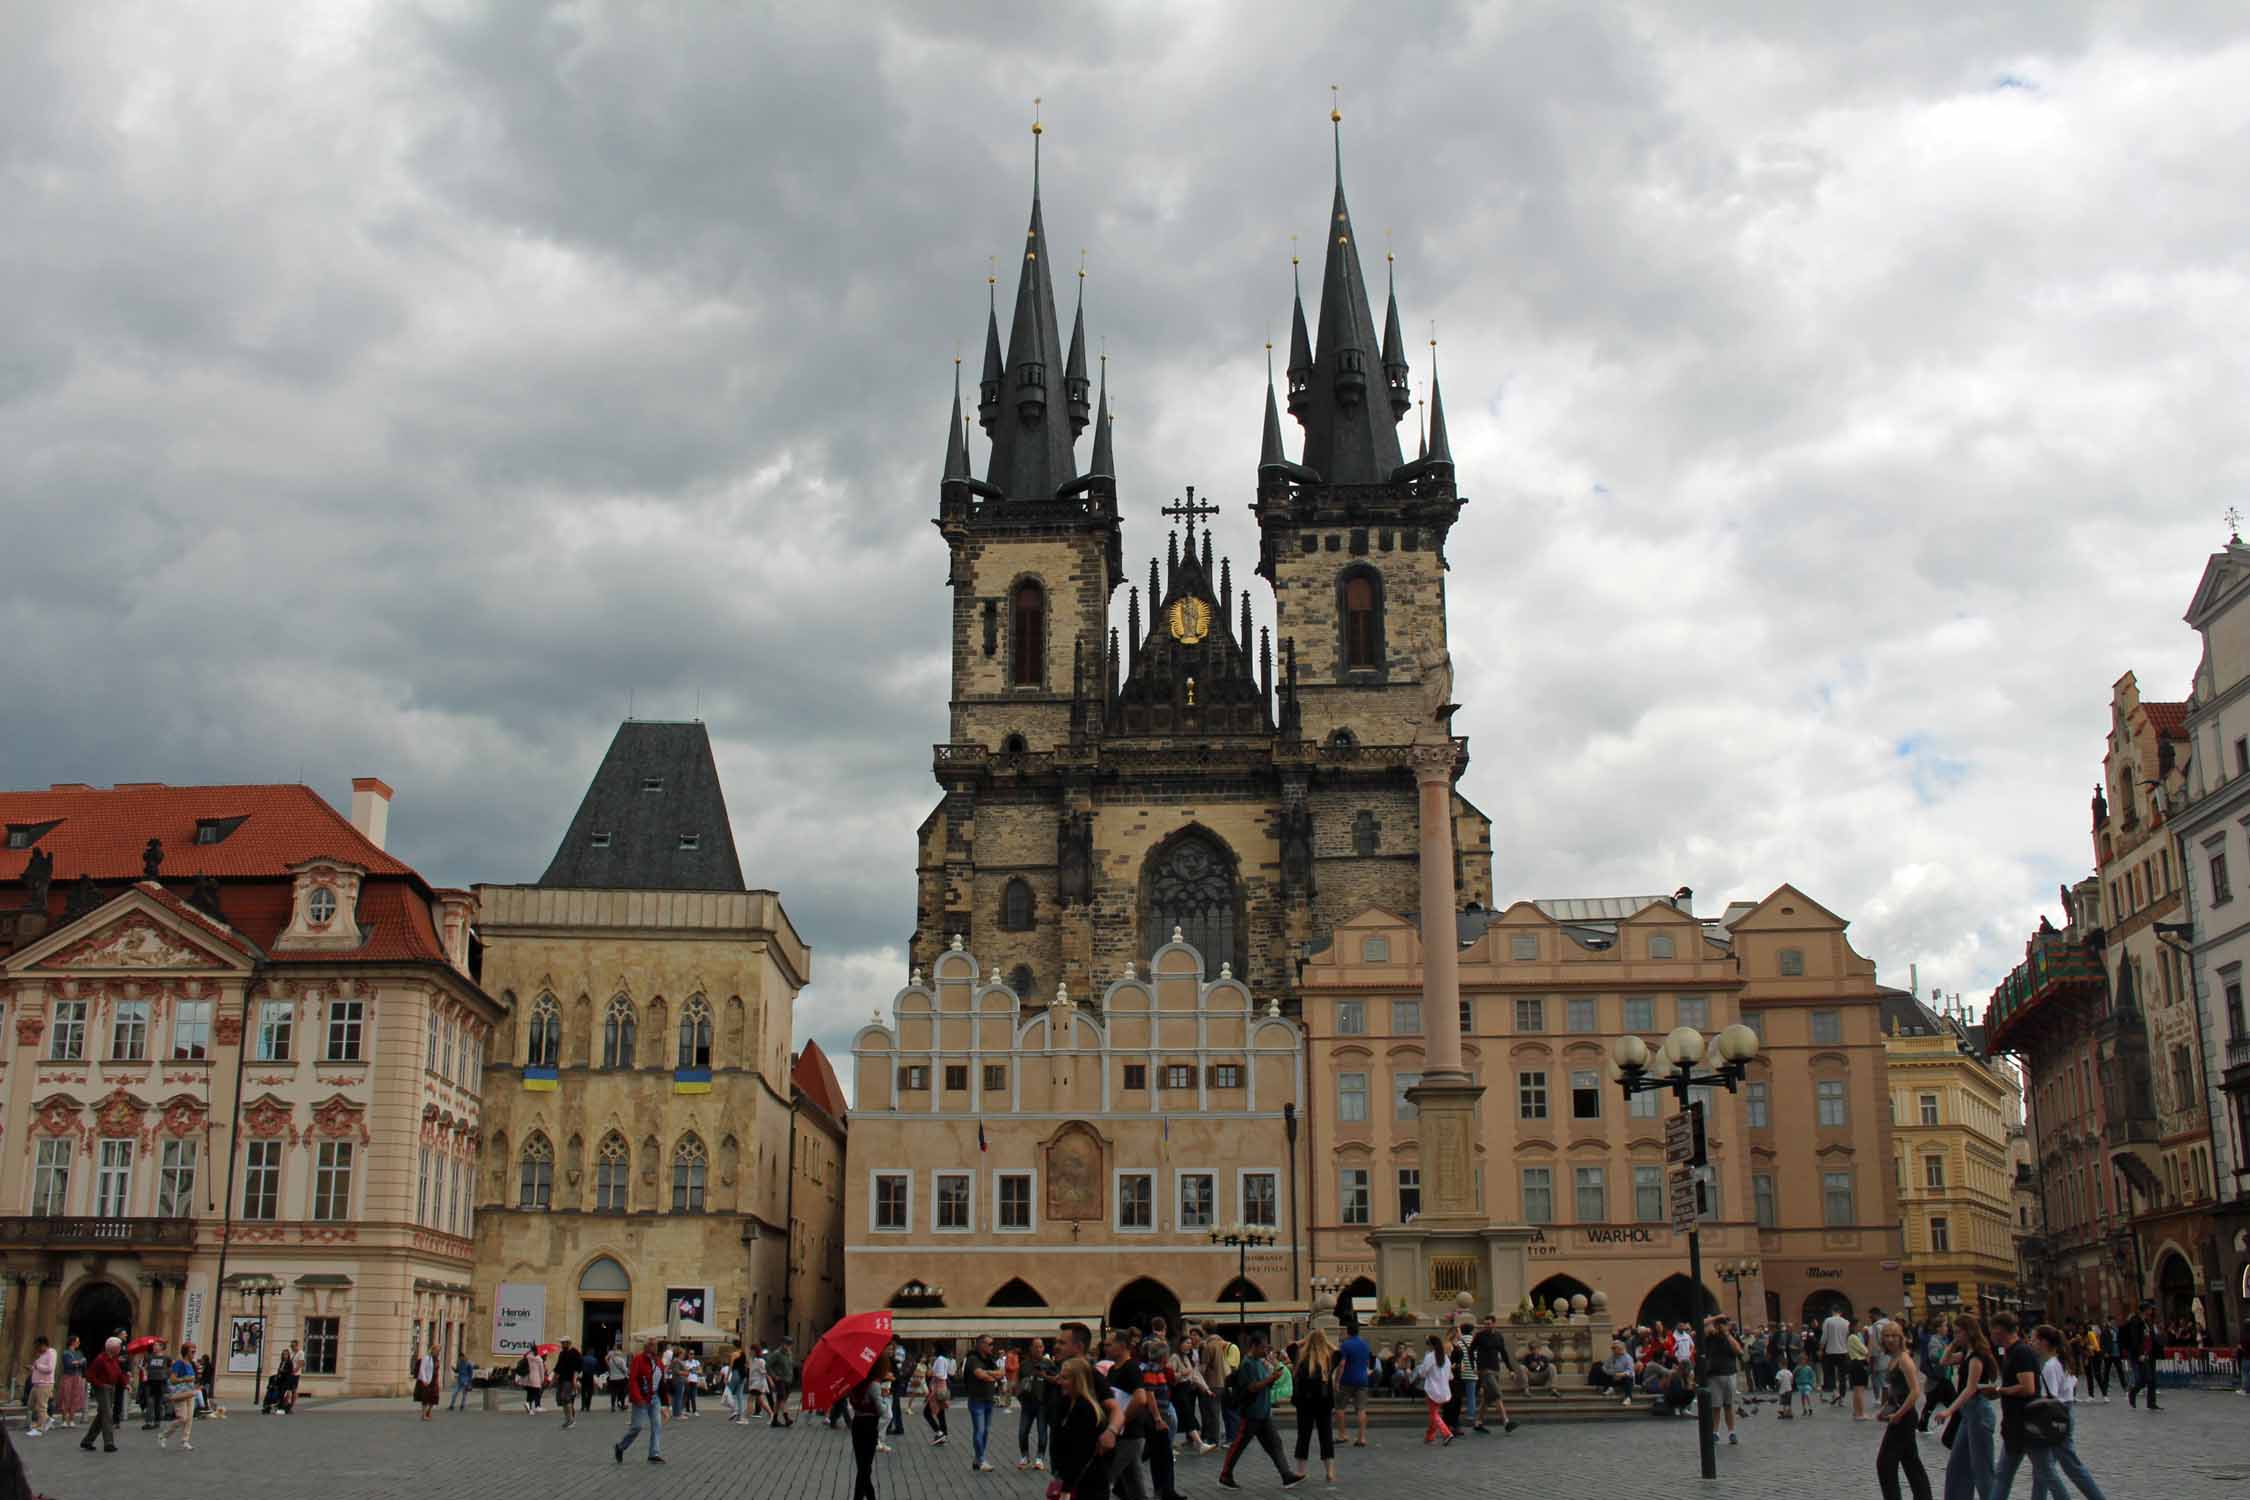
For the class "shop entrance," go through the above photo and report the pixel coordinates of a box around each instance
[68,1281,135,1360]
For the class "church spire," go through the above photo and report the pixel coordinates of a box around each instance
[1381,251,1411,421]
[1425,338,1453,469]
[977,272,1003,434]
[1285,250,1313,422]
[1089,354,1115,481]
[1295,97,1405,483]
[1065,256,1091,436]
[1259,342,1287,471]
[985,103,1079,499]
[943,358,969,483]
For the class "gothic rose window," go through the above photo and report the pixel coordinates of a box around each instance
[1147,833,1237,973]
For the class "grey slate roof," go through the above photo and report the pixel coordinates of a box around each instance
[537,721,746,891]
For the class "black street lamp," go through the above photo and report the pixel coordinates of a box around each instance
[1209,1224,1277,1339]
[1714,1258,1761,1328]
[1610,1022,1761,1483]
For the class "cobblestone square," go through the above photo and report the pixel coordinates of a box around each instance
[14,1391,2244,1500]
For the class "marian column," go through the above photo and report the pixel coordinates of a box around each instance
[1405,743,1481,1221]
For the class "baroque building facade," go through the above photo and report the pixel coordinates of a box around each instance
[912,122,1491,1017]
[471,722,842,1361]
[1297,888,1907,1330]
[1881,990,2021,1321]
[0,779,499,1398]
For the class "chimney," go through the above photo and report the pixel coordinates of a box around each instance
[1672,885,1693,912]
[1910,962,1920,997]
[350,777,393,851]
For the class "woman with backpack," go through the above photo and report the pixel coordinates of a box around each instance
[2031,1325,2109,1499]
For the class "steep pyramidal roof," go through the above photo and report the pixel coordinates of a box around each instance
[983,143,1079,500]
[1298,124,1407,483]
[538,721,745,891]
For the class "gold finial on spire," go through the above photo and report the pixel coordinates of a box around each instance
[1033,95,1043,136]
[1386,226,1393,265]
[1290,232,1299,268]
[1078,248,1086,282]
[1330,84,1341,124]
[988,254,997,288]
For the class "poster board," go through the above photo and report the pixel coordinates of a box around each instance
[491,1282,546,1358]
[228,1316,264,1374]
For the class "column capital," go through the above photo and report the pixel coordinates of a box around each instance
[1406,740,1461,781]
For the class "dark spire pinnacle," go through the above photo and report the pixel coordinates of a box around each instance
[1425,339,1453,468]
[1260,342,1288,470]
[1381,252,1411,420]
[1065,257,1091,436]
[1219,554,1233,625]
[1127,582,1141,659]
[985,108,1077,498]
[1088,355,1114,480]
[1240,588,1253,655]
[943,359,970,483]
[1166,529,1179,594]
[1286,251,1314,422]
[1201,528,1213,582]
[977,274,1003,433]
[1295,104,1405,482]
[1148,555,1160,612]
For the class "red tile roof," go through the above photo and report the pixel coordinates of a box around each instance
[792,1039,847,1121]
[2144,700,2190,737]
[0,782,411,882]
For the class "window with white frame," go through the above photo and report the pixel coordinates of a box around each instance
[32,1138,71,1216]
[1924,1156,1946,1189]
[326,998,364,1061]
[1510,934,1539,961]
[418,1147,432,1225]
[1929,1215,1950,1252]
[873,1172,910,1230]
[1747,1081,1769,1128]
[1395,1072,1422,1119]
[111,1000,149,1061]
[1649,934,1676,959]
[1242,1170,1278,1227]
[997,1172,1033,1231]
[934,1171,972,1231]
[1816,1079,1848,1127]
[172,1000,212,1060]
[1336,1000,1367,1035]
[1391,999,1422,1034]
[315,1151,353,1223]
[1919,1093,1940,1126]
[671,1135,708,1212]
[1778,947,1806,976]
[49,999,86,1060]
[428,1012,440,1070]
[1164,1063,1195,1090]
[1754,1171,1777,1227]
[1571,1069,1602,1119]
[1521,1166,1553,1224]
[157,1139,196,1217]
[1676,995,1708,1030]
[1811,1009,1842,1044]
[1629,1088,1661,1118]
[1178,1171,1216,1230]
[95,1139,133,1216]
[1623,995,1655,1032]
[256,1000,293,1061]
[1397,1166,1421,1219]
[1209,1063,1243,1089]
[1574,1165,1607,1222]
[1566,997,1597,1033]
[1117,1171,1154,1230]
[1822,1169,1855,1226]
[1633,1164,1663,1222]
[243,1140,281,1220]
[1517,1070,1548,1120]
[1514,996,1545,1032]
[1338,1072,1368,1122]
[596,1134,630,1212]
[1340,1167,1370,1225]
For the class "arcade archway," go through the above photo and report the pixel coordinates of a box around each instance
[1634,1273,1719,1329]
[1801,1289,1854,1325]
[68,1280,135,1359]
[1108,1277,1180,1338]
[1529,1274,1596,1314]
[2155,1250,2196,1327]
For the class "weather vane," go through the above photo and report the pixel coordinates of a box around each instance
[2229,505,2243,541]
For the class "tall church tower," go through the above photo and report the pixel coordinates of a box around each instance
[913,112,1490,1007]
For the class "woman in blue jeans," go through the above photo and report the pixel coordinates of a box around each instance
[2029,1326,2108,1499]
[1934,1315,1996,1500]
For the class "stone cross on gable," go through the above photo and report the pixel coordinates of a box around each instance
[1161,486,1220,543]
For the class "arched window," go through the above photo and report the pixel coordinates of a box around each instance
[1002,732,1029,754]
[1011,581,1045,686]
[595,1132,630,1213]
[1146,831,1238,974]
[671,1133,708,1213]
[1008,964,1036,999]
[526,993,561,1068]
[518,1133,554,1209]
[602,996,637,1070]
[1003,878,1035,931]
[1341,570,1381,669]
[677,995,713,1070]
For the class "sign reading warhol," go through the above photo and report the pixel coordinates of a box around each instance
[491,1283,546,1357]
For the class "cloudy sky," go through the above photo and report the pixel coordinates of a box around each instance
[8,1,2250,1094]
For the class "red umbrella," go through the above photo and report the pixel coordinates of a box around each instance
[124,1336,162,1356]
[799,1310,894,1413]
[533,1343,561,1358]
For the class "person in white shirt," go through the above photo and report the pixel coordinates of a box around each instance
[2031,1325,2109,1500]
[1671,1325,1695,1366]
[1819,1310,1851,1401]
[923,1348,953,1444]
[1414,1334,1455,1445]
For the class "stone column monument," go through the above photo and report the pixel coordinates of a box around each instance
[1367,743,1538,1319]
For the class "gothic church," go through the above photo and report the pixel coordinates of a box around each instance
[914,120,1493,1007]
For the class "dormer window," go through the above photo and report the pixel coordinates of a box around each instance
[5,828,30,849]
[642,777,664,793]
[192,815,248,846]
[590,832,612,848]
[307,887,337,925]
[5,820,59,850]
[678,833,700,851]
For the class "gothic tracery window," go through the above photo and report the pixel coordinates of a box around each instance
[602,995,637,1069]
[1003,878,1034,931]
[518,1132,554,1209]
[677,995,713,1070]
[526,994,561,1069]
[1147,832,1238,974]
[672,1133,708,1213]
[595,1132,630,1212]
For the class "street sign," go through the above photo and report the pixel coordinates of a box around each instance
[1669,1166,1701,1234]
[1664,1101,1707,1166]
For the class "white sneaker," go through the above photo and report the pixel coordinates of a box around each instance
[183,1442,194,1451]
[23,1429,39,1439]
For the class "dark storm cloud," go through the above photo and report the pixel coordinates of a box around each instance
[6,1,2250,1095]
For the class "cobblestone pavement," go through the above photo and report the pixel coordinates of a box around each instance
[13,1390,2245,1500]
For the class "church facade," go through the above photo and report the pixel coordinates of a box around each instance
[914,126,1492,1015]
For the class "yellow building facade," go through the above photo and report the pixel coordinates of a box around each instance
[1882,991,2019,1319]
[848,936,1305,1339]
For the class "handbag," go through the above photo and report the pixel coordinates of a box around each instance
[2022,1396,2069,1447]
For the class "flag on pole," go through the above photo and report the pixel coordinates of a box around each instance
[978,1120,988,1153]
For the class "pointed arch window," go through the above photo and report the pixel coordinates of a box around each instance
[518,1132,554,1210]
[1011,582,1045,686]
[1146,832,1238,974]
[1341,569,1382,670]
[677,995,713,1070]
[602,996,638,1070]
[595,1132,631,1213]
[526,994,562,1069]
[671,1133,708,1213]
[1003,878,1035,932]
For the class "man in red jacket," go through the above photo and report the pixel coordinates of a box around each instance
[612,1337,665,1464]
[79,1337,125,1453]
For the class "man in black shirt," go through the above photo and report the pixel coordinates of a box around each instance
[1986,1312,2045,1497]
[1696,1317,1744,1445]
[553,1340,582,1429]
[1467,1316,1520,1434]
[2120,1301,2161,1410]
